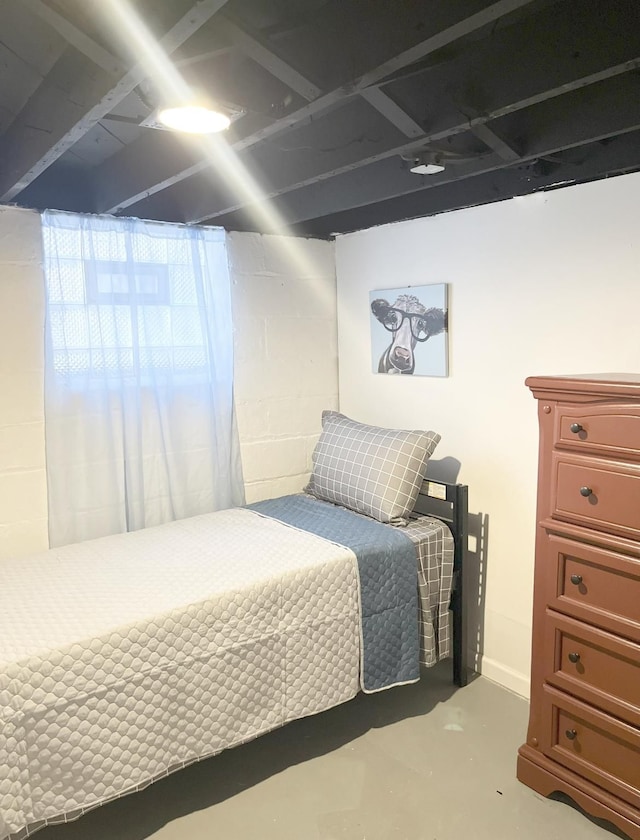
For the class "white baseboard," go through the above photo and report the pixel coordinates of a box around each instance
[468,650,530,699]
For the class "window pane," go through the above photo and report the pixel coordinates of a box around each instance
[44,223,217,381]
[49,307,89,349]
[174,346,208,371]
[139,346,172,370]
[52,349,89,375]
[96,272,129,295]
[135,274,160,296]
[87,230,126,262]
[91,347,135,373]
[46,260,86,304]
[137,306,171,348]
[169,263,198,305]
[44,226,82,260]
[167,237,191,265]
[132,232,167,264]
[172,307,204,347]
[88,305,133,348]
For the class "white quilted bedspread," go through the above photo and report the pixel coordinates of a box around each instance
[0,509,361,840]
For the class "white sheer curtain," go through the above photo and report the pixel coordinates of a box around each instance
[42,210,245,548]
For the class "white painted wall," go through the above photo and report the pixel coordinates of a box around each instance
[228,231,338,503]
[335,173,640,697]
[0,206,48,557]
[0,213,338,558]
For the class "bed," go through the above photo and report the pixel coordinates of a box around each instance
[0,412,469,840]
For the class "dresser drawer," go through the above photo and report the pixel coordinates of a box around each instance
[551,453,640,541]
[554,402,640,461]
[544,611,640,727]
[541,685,640,809]
[544,533,640,643]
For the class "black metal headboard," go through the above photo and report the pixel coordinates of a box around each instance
[412,479,469,688]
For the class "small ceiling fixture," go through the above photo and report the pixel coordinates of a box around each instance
[409,152,445,175]
[406,145,494,175]
[156,105,231,134]
[410,161,446,175]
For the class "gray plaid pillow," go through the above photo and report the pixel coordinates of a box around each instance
[306,411,440,524]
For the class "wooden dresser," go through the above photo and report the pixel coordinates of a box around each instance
[518,374,640,840]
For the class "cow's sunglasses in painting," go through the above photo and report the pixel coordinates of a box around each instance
[376,307,432,341]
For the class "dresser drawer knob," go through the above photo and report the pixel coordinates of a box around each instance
[568,652,581,664]
[565,729,578,741]
[570,574,583,585]
[570,423,583,434]
[579,486,593,497]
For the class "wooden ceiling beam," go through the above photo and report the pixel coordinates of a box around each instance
[222,73,640,230]
[93,0,542,213]
[179,21,640,224]
[0,4,67,134]
[292,131,640,237]
[0,0,232,202]
[174,45,234,68]
[22,0,125,75]
[217,12,453,139]
[359,89,424,138]
[469,124,521,160]
[217,14,425,138]
[215,16,322,101]
[355,0,545,89]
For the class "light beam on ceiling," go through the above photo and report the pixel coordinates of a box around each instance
[91,0,324,281]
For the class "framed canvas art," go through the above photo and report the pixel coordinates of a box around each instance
[369,283,448,376]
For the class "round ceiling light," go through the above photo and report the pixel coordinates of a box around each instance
[157,105,231,134]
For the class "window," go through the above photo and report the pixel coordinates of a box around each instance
[87,261,170,304]
[42,218,226,382]
[41,210,244,547]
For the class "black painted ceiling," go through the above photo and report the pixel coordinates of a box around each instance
[1,0,639,238]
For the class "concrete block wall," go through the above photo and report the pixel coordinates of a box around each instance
[0,206,48,557]
[227,231,338,503]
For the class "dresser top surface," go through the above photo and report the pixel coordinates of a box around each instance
[526,374,640,400]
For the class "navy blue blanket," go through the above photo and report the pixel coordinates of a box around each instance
[247,494,419,692]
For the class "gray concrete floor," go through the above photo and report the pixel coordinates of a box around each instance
[41,662,625,840]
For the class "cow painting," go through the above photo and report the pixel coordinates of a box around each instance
[370,293,446,375]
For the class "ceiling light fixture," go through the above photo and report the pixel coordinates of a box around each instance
[410,162,445,175]
[156,105,231,134]
[409,152,445,175]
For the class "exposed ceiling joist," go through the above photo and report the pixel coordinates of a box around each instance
[470,124,521,160]
[216,15,322,101]
[93,0,541,214]
[293,130,640,237]
[180,14,640,224]
[232,73,640,229]
[174,45,234,68]
[218,15,423,140]
[356,0,540,89]
[3,0,639,237]
[22,0,124,76]
[518,76,640,155]
[359,89,424,138]
[222,156,503,229]
[0,0,231,202]
[0,4,67,134]
[219,17,423,142]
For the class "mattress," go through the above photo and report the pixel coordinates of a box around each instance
[0,500,453,840]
